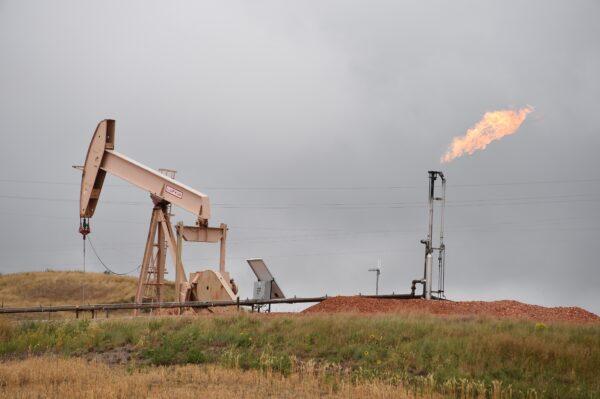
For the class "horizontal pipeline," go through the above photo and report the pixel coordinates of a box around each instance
[0,293,422,315]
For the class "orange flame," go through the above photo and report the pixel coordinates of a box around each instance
[441,106,533,163]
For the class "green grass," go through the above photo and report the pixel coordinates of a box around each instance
[0,314,598,398]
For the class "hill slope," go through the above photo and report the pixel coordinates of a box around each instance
[0,271,175,307]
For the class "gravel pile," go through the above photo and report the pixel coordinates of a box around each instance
[303,296,599,323]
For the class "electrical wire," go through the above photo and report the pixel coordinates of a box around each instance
[1,177,599,190]
[2,177,599,271]
[86,237,141,276]
[0,214,595,256]
[2,193,598,209]
[0,194,146,206]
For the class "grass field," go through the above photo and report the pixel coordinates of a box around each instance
[1,313,598,398]
[0,271,175,309]
[0,357,424,399]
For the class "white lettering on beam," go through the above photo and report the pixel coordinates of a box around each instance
[165,185,183,199]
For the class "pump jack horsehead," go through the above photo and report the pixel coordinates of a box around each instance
[77,119,238,314]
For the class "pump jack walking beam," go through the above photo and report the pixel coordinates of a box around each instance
[79,120,211,222]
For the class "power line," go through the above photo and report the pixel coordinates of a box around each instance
[0,194,146,206]
[0,179,129,187]
[73,218,600,251]
[1,213,595,259]
[1,209,594,238]
[451,178,600,188]
[6,216,597,269]
[1,193,599,210]
[86,237,141,276]
[213,194,599,209]
[1,177,599,190]
[195,177,600,190]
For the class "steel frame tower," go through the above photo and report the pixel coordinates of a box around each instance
[412,171,446,299]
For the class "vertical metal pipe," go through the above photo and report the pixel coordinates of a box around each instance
[423,171,436,297]
[157,216,166,303]
[415,171,447,299]
[219,224,227,273]
[425,253,432,299]
[428,172,435,245]
[376,259,381,295]
[175,222,184,303]
[82,238,86,304]
[438,175,446,297]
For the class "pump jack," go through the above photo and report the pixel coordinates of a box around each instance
[77,119,237,314]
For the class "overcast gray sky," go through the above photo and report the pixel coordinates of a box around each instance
[1,1,599,313]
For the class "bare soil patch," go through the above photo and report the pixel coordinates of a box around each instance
[303,296,599,323]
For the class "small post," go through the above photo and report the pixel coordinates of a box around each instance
[176,222,184,303]
[219,224,227,273]
[425,253,432,300]
[368,260,381,296]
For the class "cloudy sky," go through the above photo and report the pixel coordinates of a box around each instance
[1,1,599,312]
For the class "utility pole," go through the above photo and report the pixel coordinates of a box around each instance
[368,259,381,295]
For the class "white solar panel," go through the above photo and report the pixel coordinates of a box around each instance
[246,259,285,299]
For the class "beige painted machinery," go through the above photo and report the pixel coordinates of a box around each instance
[77,119,237,313]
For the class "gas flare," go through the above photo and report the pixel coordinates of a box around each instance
[441,106,533,163]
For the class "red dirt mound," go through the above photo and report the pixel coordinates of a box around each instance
[303,296,599,323]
